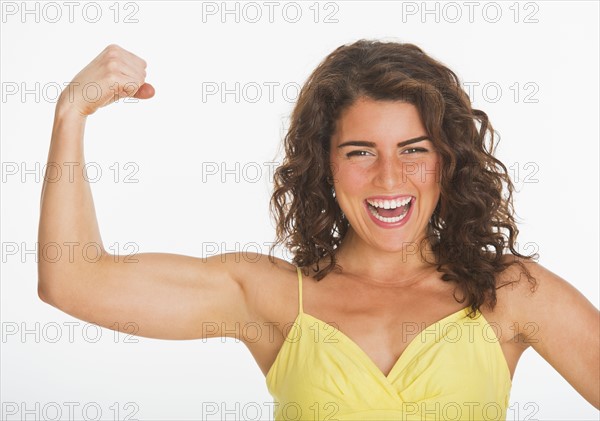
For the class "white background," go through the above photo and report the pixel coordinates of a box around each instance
[1,1,598,420]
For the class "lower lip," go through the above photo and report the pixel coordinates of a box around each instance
[364,198,414,229]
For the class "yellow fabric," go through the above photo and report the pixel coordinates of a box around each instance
[266,267,512,421]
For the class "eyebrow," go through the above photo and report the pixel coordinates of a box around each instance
[337,135,430,149]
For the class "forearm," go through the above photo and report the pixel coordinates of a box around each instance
[37,100,107,297]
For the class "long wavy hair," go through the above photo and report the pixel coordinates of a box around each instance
[268,39,538,316]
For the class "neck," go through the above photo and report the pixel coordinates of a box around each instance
[330,227,439,286]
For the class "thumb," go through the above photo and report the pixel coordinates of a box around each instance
[133,83,155,99]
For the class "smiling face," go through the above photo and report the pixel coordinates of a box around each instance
[329,97,442,253]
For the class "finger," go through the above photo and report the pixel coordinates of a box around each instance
[116,64,146,92]
[101,45,146,79]
[120,48,147,70]
[133,83,155,99]
[118,54,147,79]
[118,70,146,90]
[111,55,144,79]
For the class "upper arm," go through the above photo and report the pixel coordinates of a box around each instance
[39,251,271,341]
[508,260,600,409]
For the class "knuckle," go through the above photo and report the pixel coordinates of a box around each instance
[105,59,120,73]
[104,50,119,61]
[104,45,124,60]
[105,43,121,52]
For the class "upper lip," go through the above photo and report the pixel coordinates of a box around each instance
[365,194,414,201]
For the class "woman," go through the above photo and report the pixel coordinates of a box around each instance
[37,40,599,420]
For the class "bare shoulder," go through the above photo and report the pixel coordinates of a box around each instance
[479,253,587,345]
[493,254,540,305]
[494,254,597,331]
[225,252,299,325]
[222,252,306,375]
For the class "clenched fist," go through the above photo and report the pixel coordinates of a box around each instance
[58,44,155,117]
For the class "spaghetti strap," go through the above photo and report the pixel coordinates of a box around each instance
[295,266,304,314]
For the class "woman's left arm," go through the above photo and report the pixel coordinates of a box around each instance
[510,260,599,409]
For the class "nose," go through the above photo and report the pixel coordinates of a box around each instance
[372,155,405,190]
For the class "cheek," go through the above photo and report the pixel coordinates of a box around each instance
[412,156,441,187]
[334,163,367,192]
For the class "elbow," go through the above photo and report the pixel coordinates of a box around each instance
[37,273,63,308]
[36,262,75,308]
[37,255,109,310]
[37,261,55,304]
[37,283,46,303]
[37,278,54,305]
[38,280,69,312]
[37,258,51,301]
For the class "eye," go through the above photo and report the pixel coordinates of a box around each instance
[402,147,428,154]
[346,150,373,158]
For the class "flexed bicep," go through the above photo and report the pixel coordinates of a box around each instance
[40,252,251,341]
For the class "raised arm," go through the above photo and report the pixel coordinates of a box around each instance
[37,45,257,341]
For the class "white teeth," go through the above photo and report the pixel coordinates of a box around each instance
[368,204,410,223]
[366,197,412,209]
[365,197,413,224]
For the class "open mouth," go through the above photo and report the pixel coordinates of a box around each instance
[365,197,413,224]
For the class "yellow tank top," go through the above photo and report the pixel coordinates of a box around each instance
[266,267,512,421]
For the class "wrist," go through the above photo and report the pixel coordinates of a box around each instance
[55,96,88,122]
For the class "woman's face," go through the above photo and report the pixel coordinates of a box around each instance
[329,97,442,252]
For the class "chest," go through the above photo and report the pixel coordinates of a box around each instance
[301,281,447,364]
[300,275,520,380]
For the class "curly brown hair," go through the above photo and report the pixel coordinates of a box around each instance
[268,39,538,316]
